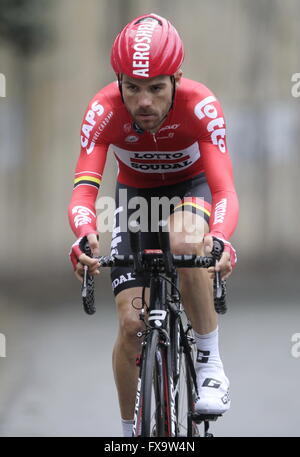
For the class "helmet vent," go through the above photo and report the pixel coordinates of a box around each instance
[134,16,162,26]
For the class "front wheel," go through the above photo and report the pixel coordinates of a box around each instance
[171,315,199,437]
[134,329,175,437]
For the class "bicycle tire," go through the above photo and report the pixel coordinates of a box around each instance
[140,329,174,437]
[171,314,199,437]
[180,345,199,436]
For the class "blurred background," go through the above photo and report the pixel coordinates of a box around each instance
[0,0,299,437]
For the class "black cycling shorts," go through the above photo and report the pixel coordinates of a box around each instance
[110,173,212,297]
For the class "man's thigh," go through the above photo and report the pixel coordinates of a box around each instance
[168,210,209,255]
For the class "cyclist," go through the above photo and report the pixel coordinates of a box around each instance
[68,13,239,437]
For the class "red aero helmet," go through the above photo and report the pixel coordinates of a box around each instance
[111,13,184,78]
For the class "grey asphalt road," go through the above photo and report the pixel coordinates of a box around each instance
[0,275,299,437]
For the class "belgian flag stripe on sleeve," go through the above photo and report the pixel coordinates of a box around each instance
[73,175,101,189]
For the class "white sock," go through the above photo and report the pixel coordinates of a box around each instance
[121,418,134,437]
[194,326,223,371]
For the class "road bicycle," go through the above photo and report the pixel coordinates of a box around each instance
[80,221,227,437]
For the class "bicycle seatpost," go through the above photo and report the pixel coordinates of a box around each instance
[129,220,143,274]
[158,220,173,275]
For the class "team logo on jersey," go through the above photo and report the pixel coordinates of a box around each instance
[213,198,227,224]
[156,124,180,140]
[194,96,226,154]
[125,135,139,143]
[112,142,200,173]
[71,205,96,228]
[156,132,175,140]
[81,101,113,155]
[158,124,180,133]
[81,101,104,151]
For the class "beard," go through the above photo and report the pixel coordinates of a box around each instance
[132,107,170,132]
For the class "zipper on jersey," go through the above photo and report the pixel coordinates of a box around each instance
[152,132,165,182]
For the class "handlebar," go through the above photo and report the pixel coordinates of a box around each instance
[79,222,227,315]
[93,252,215,269]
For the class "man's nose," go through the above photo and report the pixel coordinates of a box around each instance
[138,91,152,108]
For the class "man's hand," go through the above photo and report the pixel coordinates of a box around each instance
[203,235,236,280]
[70,233,101,283]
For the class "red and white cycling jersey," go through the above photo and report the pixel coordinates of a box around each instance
[68,77,239,241]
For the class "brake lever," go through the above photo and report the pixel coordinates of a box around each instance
[215,272,222,299]
[79,236,96,315]
[80,236,92,298]
[211,237,224,299]
[82,265,88,298]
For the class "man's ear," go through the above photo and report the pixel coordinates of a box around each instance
[174,69,183,87]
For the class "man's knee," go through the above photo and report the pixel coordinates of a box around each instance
[115,288,146,341]
[119,311,143,340]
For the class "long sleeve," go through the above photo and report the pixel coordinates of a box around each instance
[68,142,109,238]
[199,139,239,240]
[195,93,239,240]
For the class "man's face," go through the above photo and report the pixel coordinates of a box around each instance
[121,74,175,133]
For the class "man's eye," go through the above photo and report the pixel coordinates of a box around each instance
[151,86,162,92]
[126,85,138,92]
